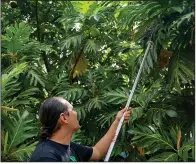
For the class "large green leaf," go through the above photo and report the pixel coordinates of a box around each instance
[72,1,94,15]
[85,96,106,112]
[2,62,27,90]
[7,88,40,107]
[27,69,46,87]
[149,152,178,162]
[167,55,194,93]
[61,34,83,50]
[84,39,100,54]
[57,87,87,102]
[178,139,194,161]
[130,107,144,122]
[97,110,117,128]
[2,22,31,53]
[103,87,129,105]
[2,110,38,161]
[128,124,175,152]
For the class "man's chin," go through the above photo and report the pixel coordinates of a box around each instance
[74,124,81,132]
[78,124,81,130]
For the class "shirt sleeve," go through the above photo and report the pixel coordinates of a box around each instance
[71,143,93,161]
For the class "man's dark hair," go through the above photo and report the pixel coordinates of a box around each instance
[39,97,68,140]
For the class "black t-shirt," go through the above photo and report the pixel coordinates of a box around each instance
[29,140,93,162]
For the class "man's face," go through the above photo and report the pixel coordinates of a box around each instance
[59,98,80,132]
[67,107,80,132]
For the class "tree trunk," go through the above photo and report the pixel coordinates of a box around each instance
[35,0,50,72]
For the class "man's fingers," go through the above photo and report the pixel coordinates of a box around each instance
[121,107,133,112]
[125,111,131,115]
[124,117,130,120]
[123,108,132,124]
[124,111,131,122]
[125,111,131,114]
[127,107,133,111]
[124,114,130,119]
[121,108,126,113]
[125,114,131,118]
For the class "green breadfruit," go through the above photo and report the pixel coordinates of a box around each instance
[90,28,100,37]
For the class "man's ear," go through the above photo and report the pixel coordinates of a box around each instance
[60,113,68,124]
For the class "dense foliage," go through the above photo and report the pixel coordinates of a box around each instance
[1,0,195,162]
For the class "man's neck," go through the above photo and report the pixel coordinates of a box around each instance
[49,129,73,145]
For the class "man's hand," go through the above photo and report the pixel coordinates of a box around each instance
[90,107,132,161]
[116,107,132,123]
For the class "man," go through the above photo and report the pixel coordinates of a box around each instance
[30,97,131,162]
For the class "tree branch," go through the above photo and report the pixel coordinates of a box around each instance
[69,46,85,84]
[35,0,50,72]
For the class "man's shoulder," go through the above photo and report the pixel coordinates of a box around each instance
[36,140,56,150]
[70,142,93,162]
[30,140,61,161]
[70,142,79,146]
[71,142,92,148]
[70,142,84,148]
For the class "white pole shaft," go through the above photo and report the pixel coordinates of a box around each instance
[104,41,152,162]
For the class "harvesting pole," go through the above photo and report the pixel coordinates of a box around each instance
[104,40,153,162]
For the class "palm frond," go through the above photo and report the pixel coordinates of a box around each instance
[7,88,40,107]
[2,78,21,101]
[9,142,38,162]
[57,87,87,102]
[58,2,83,27]
[128,123,194,162]
[148,152,178,162]
[128,124,175,152]
[2,62,27,90]
[2,22,31,53]
[50,71,70,95]
[117,2,163,29]
[20,41,53,62]
[27,69,46,87]
[99,74,125,91]
[85,96,106,112]
[61,34,83,51]
[146,107,177,127]
[167,55,194,92]
[178,139,194,161]
[103,87,129,105]
[130,107,144,123]
[97,109,117,128]
[84,39,100,54]
[171,12,194,29]
[74,104,87,121]
[2,110,38,161]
